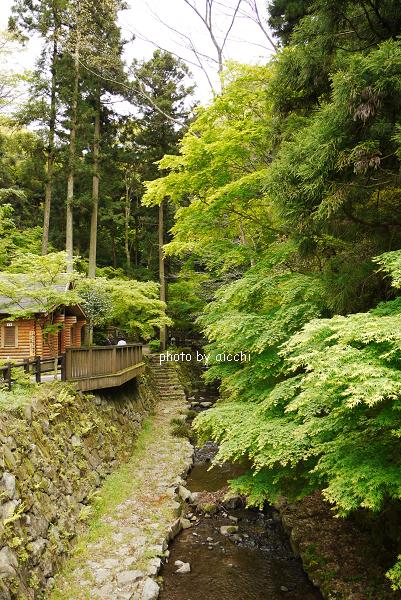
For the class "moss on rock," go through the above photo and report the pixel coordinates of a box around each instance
[0,362,157,599]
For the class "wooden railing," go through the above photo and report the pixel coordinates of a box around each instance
[0,356,64,390]
[1,344,144,391]
[64,344,143,381]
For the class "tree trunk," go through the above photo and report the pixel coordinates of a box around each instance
[239,220,255,266]
[42,27,58,255]
[88,90,101,278]
[124,178,131,275]
[84,321,93,345]
[111,235,116,267]
[159,199,167,351]
[66,14,80,273]
[134,196,140,266]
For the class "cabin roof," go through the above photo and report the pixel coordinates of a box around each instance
[0,274,86,318]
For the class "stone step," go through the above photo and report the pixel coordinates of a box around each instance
[156,387,182,391]
[146,358,187,403]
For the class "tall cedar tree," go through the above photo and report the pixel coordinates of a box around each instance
[130,50,193,346]
[9,0,66,254]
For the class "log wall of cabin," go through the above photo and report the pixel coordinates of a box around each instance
[0,319,35,361]
[73,320,86,346]
[1,313,86,362]
[39,314,63,358]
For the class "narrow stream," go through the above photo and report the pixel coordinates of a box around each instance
[160,382,323,600]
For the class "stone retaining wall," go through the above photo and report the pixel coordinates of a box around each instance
[0,365,157,600]
[277,492,398,599]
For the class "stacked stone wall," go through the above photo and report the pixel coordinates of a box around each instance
[0,364,157,599]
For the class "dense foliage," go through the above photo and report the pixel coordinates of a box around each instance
[144,0,401,588]
[0,251,169,340]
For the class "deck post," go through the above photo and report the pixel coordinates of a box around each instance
[5,363,12,391]
[65,349,72,380]
[60,353,66,381]
[88,347,93,378]
[112,346,117,373]
[35,356,41,384]
[23,358,30,374]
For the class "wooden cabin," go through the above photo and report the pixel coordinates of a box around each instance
[0,280,86,361]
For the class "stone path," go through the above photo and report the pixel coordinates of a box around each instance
[49,362,193,600]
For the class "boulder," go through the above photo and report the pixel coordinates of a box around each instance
[178,485,194,503]
[0,546,18,577]
[168,518,182,540]
[148,557,161,576]
[190,492,200,504]
[2,446,16,469]
[141,577,160,600]
[199,502,218,515]
[175,562,191,574]
[171,500,181,517]
[223,494,243,510]
[70,434,81,447]
[116,569,143,586]
[1,473,16,500]
[1,500,19,521]
[220,525,239,536]
[93,568,109,584]
[29,514,49,539]
[27,538,47,564]
[180,517,192,529]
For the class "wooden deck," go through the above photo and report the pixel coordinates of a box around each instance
[1,344,145,392]
[63,344,144,391]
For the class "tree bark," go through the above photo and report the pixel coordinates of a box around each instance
[111,234,116,267]
[42,22,58,255]
[84,321,93,346]
[88,90,101,278]
[159,199,167,351]
[124,177,131,275]
[134,197,140,267]
[66,10,80,273]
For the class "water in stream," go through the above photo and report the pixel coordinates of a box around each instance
[160,387,323,600]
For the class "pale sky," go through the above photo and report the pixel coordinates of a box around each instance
[1,0,275,107]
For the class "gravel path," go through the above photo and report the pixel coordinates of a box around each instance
[49,388,193,600]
